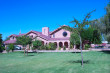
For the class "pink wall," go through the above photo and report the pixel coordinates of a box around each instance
[51,29,70,38]
[42,27,49,36]
[27,33,37,38]
[10,36,16,40]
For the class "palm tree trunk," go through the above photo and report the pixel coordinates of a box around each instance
[79,34,83,67]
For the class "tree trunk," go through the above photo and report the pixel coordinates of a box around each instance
[74,44,76,53]
[79,34,84,67]
[26,49,28,56]
[23,45,25,56]
[24,48,25,56]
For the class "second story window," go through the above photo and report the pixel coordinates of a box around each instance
[44,29,45,34]
[53,34,55,38]
[12,36,14,39]
[31,35,33,38]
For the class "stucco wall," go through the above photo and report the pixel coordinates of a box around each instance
[27,33,37,38]
[51,29,70,38]
[10,36,16,40]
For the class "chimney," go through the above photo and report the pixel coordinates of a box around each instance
[42,27,49,36]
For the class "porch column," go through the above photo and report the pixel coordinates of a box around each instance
[68,41,70,50]
[62,41,64,50]
[57,42,59,50]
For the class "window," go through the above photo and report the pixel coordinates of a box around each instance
[53,34,55,38]
[12,36,14,39]
[44,29,45,34]
[31,35,33,38]
[63,31,67,37]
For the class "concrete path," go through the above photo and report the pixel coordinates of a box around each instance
[90,48,110,51]
[28,50,90,52]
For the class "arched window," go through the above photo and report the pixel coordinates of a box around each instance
[59,42,63,48]
[63,31,67,37]
[64,42,68,48]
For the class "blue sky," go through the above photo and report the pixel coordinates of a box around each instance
[0,0,108,40]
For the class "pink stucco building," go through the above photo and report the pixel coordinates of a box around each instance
[4,25,71,50]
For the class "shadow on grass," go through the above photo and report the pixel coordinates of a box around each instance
[26,55,34,56]
[71,52,81,53]
[68,60,90,64]
[99,51,110,54]
[20,51,44,54]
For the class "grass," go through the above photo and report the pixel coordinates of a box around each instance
[0,51,110,73]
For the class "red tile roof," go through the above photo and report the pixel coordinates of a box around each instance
[4,40,16,44]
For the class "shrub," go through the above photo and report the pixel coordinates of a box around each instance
[32,40,42,50]
[48,43,57,50]
[70,44,73,49]
[63,46,66,50]
[47,45,51,50]
[85,44,90,50]
[9,44,14,52]
[44,45,49,50]
[6,46,10,53]
[0,45,4,52]
[59,47,61,50]
[39,45,48,50]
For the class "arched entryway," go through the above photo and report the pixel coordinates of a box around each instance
[54,42,57,47]
[59,42,63,48]
[64,42,68,48]
[42,41,44,45]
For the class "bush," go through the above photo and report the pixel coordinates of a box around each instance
[9,44,14,52]
[85,44,90,50]
[32,40,42,50]
[39,45,48,50]
[63,46,66,50]
[59,47,61,50]
[70,45,73,49]
[6,46,10,53]
[0,45,4,52]
[48,43,57,50]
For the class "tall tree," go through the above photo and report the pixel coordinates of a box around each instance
[62,10,96,67]
[0,34,3,52]
[16,36,32,56]
[104,2,110,35]
[70,32,80,49]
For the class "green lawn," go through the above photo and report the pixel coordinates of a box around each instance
[0,51,110,73]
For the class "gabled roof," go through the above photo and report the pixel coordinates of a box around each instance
[4,40,16,45]
[9,34,25,37]
[50,25,68,35]
[7,25,70,42]
[26,30,42,35]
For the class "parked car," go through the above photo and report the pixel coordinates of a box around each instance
[95,46,104,48]
[14,46,21,50]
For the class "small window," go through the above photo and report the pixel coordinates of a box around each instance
[31,35,33,38]
[12,36,14,39]
[53,34,55,38]
[44,29,45,34]
[63,31,67,37]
